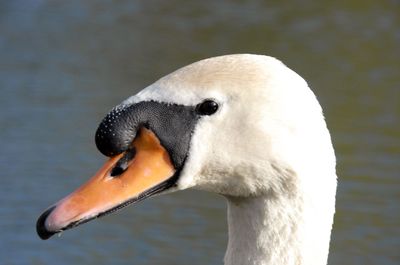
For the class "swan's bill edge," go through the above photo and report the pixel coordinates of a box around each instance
[36,128,177,240]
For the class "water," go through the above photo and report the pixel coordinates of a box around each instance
[1,1,399,264]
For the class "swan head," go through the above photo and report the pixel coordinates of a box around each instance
[37,54,336,242]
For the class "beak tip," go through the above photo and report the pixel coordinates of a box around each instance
[36,206,57,240]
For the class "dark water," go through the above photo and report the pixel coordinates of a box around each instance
[1,1,399,264]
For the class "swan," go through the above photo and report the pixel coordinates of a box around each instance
[37,54,337,265]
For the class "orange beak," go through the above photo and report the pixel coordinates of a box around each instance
[37,128,176,239]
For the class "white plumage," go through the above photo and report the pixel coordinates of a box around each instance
[121,54,337,265]
[37,54,336,265]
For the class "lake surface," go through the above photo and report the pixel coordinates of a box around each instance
[1,1,399,264]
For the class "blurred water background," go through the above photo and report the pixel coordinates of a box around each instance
[0,1,399,264]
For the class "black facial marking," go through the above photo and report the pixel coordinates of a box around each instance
[95,101,200,170]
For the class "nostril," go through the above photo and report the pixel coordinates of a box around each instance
[110,147,136,177]
[110,166,124,176]
[36,206,56,240]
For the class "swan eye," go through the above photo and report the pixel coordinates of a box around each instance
[196,100,219,115]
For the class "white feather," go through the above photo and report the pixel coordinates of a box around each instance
[121,54,337,265]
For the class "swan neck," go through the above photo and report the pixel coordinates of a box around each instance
[224,192,333,265]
